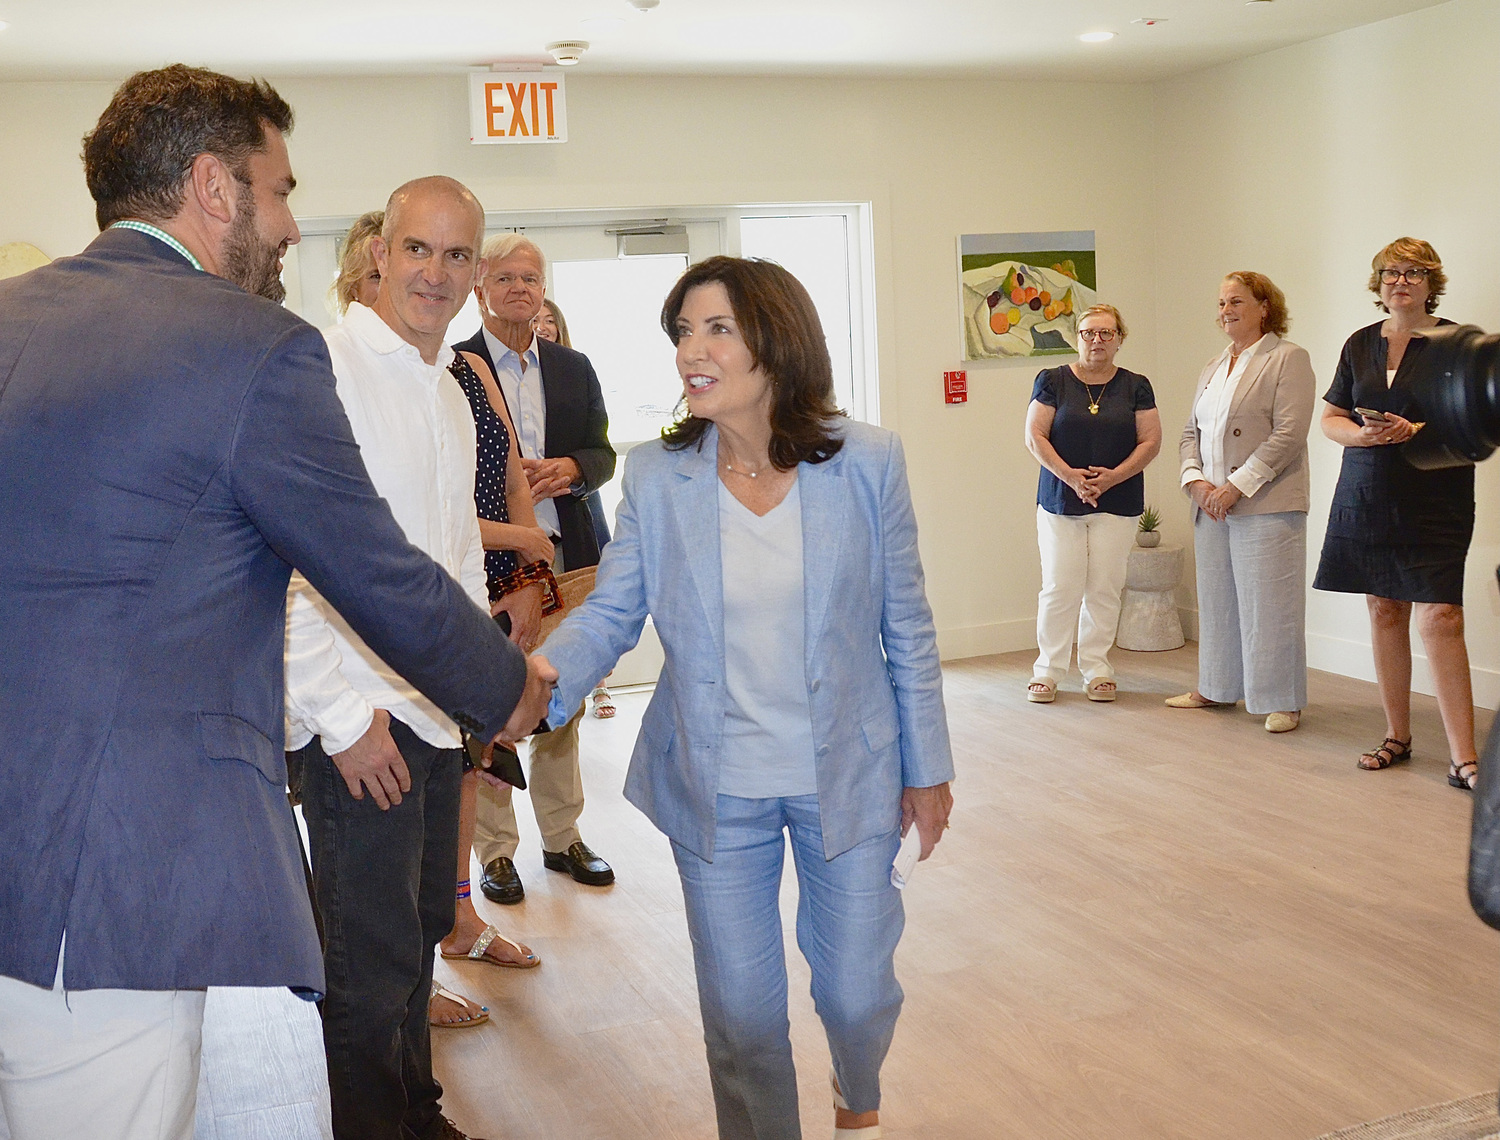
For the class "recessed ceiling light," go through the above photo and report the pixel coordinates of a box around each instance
[1079,31,1117,43]
[0,20,9,32]
[1246,0,1274,5]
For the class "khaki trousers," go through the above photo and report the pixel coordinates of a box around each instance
[473,701,586,861]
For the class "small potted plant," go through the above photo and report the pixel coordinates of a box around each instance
[1136,505,1161,547]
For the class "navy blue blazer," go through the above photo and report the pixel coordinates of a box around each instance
[452,328,616,569]
[541,421,954,861]
[0,229,527,992]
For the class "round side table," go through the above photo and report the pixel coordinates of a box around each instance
[1115,542,1185,652]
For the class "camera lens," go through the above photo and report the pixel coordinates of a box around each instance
[1401,324,1500,470]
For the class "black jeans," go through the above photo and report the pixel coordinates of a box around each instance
[297,718,462,1140]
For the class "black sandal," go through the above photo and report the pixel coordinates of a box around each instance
[1449,760,1478,791]
[1358,737,1411,771]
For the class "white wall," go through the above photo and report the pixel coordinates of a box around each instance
[0,72,1160,663]
[1152,0,1500,704]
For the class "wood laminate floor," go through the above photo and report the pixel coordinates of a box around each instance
[434,647,1500,1140]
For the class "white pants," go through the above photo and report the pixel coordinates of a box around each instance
[1034,506,1137,683]
[0,957,205,1140]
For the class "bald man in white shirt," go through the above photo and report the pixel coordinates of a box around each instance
[284,177,540,1140]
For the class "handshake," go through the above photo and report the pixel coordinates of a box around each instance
[473,653,559,788]
[496,652,558,744]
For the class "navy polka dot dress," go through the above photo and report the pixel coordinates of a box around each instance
[450,354,519,600]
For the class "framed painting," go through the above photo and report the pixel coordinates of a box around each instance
[959,231,1097,361]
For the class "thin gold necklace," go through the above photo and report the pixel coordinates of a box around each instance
[720,445,766,479]
[1078,373,1110,414]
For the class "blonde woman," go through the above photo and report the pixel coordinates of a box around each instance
[331,210,383,314]
[1171,272,1315,732]
[1024,304,1160,702]
[1313,238,1477,788]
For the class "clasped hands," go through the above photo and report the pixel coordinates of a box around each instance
[1187,478,1242,522]
[330,653,559,808]
[1065,465,1122,508]
[521,456,581,504]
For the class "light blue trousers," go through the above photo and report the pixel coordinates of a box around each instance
[672,794,905,1140]
[1193,510,1308,714]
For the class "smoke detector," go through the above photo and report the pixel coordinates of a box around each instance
[546,41,589,66]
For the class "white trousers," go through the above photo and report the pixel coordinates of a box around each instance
[1034,506,1137,683]
[0,957,204,1140]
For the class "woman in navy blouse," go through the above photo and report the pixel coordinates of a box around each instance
[1024,304,1161,702]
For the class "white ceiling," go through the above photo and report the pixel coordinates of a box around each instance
[0,0,1451,83]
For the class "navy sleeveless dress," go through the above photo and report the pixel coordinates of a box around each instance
[450,354,518,601]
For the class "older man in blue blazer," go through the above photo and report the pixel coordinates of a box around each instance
[531,256,953,1140]
[0,66,549,1140]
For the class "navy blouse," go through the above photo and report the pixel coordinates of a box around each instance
[1031,365,1156,517]
[1323,319,1473,547]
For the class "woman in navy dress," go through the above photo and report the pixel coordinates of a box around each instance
[1313,238,1477,789]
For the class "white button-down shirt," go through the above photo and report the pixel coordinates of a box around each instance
[481,326,562,539]
[284,303,489,754]
[1181,332,1275,497]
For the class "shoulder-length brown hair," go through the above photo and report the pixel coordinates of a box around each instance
[659,256,845,469]
[1223,270,1290,337]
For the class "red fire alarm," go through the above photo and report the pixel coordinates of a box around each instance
[943,370,967,404]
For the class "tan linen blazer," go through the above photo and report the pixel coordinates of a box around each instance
[1178,333,1317,518]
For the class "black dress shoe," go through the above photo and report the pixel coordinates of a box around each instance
[479,856,524,904]
[542,841,615,886]
[424,1116,488,1140]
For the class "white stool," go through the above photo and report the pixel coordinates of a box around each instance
[1116,543,1185,651]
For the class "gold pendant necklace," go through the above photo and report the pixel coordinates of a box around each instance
[1080,375,1107,414]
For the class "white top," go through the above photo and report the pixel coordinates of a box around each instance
[1181,333,1275,497]
[482,325,560,539]
[717,478,818,799]
[284,303,489,754]
[1387,368,1397,388]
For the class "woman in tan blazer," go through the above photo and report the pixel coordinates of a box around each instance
[1169,271,1316,731]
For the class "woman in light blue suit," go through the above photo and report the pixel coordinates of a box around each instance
[535,257,954,1140]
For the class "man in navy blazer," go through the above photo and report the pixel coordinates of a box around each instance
[0,65,551,1139]
[453,234,618,903]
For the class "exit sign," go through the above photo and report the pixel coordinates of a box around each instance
[469,72,567,144]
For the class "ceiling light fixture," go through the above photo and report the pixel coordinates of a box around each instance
[1079,31,1116,43]
[1131,17,1168,26]
[0,20,9,32]
[546,41,589,66]
[625,0,660,10]
[1245,1,1274,5]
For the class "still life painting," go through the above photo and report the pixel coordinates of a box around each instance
[960,230,1097,361]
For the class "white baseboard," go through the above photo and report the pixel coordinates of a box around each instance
[936,618,1038,662]
[1305,631,1499,711]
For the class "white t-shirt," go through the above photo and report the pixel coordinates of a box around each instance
[716,477,818,799]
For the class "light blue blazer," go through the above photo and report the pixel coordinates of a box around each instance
[542,419,953,861]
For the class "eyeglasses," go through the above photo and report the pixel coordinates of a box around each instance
[1380,267,1430,284]
[490,273,544,289]
[1079,329,1119,343]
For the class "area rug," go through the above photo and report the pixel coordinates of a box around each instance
[1314,1093,1499,1140]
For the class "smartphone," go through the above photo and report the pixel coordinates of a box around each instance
[1354,407,1390,423]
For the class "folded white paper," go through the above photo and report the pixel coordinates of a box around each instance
[890,827,923,890]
